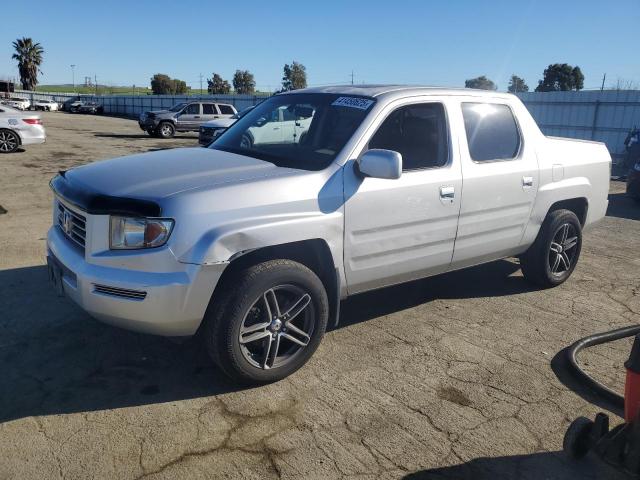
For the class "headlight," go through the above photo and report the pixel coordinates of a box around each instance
[635,162,640,172]
[110,216,174,249]
[213,128,226,137]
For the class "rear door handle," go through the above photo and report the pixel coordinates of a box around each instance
[194,115,200,119]
[522,176,534,188]
[440,185,455,203]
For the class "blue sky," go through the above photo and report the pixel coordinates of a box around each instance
[1,0,638,92]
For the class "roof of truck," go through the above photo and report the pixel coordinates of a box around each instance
[286,84,515,100]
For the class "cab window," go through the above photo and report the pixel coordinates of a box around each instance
[184,104,200,115]
[368,103,449,171]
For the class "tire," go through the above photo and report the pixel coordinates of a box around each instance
[0,129,20,153]
[203,259,329,384]
[520,209,582,288]
[240,133,253,149]
[157,121,175,139]
[563,417,593,459]
[146,129,157,137]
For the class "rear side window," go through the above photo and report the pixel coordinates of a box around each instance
[461,103,520,162]
[218,104,235,115]
[203,104,217,114]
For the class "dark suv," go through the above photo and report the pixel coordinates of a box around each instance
[139,101,237,138]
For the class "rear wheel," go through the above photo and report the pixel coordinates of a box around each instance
[520,209,582,287]
[157,122,175,139]
[0,130,20,153]
[203,259,329,384]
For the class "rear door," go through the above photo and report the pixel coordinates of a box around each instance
[202,103,220,123]
[451,99,539,268]
[176,103,201,130]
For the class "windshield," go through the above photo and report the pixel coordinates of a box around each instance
[210,93,374,171]
[169,102,187,112]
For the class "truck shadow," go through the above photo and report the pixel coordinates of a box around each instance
[0,259,531,423]
[403,450,628,479]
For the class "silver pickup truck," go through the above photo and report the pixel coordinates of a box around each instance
[47,86,611,383]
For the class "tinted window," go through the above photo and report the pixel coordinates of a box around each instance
[184,103,200,115]
[218,104,235,115]
[369,103,448,170]
[203,104,217,114]
[461,103,520,161]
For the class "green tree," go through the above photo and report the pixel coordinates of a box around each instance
[465,75,497,90]
[535,64,584,92]
[232,70,256,94]
[12,37,44,91]
[207,73,231,94]
[281,61,307,91]
[508,75,529,93]
[150,74,188,94]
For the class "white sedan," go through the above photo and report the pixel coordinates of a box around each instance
[33,99,60,111]
[0,104,46,153]
[1,97,31,110]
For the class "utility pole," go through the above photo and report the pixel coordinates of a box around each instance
[95,74,98,96]
[600,73,606,92]
[350,70,354,85]
[70,64,76,92]
[199,73,203,94]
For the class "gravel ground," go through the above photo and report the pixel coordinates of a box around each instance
[0,112,639,479]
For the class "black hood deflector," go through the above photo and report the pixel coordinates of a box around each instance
[50,171,162,217]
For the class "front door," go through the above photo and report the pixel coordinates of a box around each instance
[176,103,201,130]
[343,100,463,294]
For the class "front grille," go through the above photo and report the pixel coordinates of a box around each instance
[57,201,86,250]
[93,284,147,301]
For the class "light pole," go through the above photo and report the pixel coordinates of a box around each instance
[70,64,76,92]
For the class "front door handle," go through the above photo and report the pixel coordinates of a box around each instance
[440,185,455,203]
[522,176,534,188]
[194,115,200,119]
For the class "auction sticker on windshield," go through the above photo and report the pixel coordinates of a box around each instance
[332,97,374,110]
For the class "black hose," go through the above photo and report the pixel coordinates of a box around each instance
[565,324,640,411]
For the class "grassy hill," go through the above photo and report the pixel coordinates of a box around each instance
[34,85,270,96]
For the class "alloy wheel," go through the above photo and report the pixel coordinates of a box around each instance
[548,223,579,276]
[238,285,314,370]
[0,131,18,152]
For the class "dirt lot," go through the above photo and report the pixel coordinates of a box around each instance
[1,112,639,479]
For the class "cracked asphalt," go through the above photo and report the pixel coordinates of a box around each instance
[1,112,639,479]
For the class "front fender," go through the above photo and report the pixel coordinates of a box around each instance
[177,211,344,268]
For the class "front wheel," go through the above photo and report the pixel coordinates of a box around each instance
[203,259,329,384]
[520,209,582,287]
[157,122,175,139]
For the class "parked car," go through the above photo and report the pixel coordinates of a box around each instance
[61,97,82,112]
[1,97,30,110]
[0,104,45,153]
[47,86,610,383]
[33,99,60,111]
[199,105,256,146]
[627,162,640,201]
[139,101,237,138]
[78,102,104,114]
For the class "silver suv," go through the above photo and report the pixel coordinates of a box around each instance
[47,86,610,384]
[139,101,237,138]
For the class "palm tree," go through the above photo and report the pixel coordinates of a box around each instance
[12,38,44,91]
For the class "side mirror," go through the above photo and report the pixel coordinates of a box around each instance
[357,149,402,180]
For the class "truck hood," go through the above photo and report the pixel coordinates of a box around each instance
[202,118,235,128]
[62,147,297,200]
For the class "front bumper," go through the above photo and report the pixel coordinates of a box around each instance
[46,224,226,336]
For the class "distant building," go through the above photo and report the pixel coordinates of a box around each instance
[0,80,15,97]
